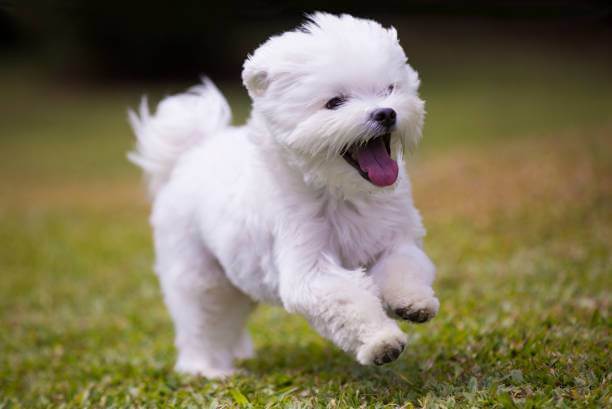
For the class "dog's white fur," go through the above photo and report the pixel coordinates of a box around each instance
[129,13,438,378]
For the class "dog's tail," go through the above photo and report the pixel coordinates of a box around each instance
[128,78,231,197]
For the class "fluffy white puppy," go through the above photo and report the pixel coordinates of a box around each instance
[129,12,438,378]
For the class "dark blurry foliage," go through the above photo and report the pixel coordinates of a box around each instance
[0,0,610,81]
[0,9,20,48]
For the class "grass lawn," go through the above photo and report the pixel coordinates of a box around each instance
[0,50,611,407]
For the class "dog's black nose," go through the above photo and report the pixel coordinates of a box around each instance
[371,108,396,127]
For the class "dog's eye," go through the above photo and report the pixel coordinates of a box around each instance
[325,96,346,110]
[387,84,394,95]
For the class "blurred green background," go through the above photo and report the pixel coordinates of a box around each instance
[1,1,611,407]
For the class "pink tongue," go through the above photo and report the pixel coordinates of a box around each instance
[356,138,399,187]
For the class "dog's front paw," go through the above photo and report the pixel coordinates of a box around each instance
[356,325,407,366]
[392,286,439,324]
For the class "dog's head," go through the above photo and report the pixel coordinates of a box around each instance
[243,13,424,195]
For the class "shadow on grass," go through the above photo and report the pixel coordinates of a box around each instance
[237,340,500,404]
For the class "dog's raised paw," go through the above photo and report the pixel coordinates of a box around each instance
[356,326,407,366]
[393,289,439,324]
[395,306,434,323]
[373,342,405,366]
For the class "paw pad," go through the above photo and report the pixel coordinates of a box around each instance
[373,343,405,366]
[395,306,436,323]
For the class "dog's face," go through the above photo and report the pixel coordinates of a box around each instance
[243,13,425,195]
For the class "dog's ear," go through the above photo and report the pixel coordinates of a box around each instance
[242,58,270,99]
[404,64,421,91]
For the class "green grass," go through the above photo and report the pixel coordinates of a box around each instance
[0,50,611,407]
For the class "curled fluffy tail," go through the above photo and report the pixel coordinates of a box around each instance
[128,78,231,196]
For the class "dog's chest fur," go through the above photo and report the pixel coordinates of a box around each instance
[321,193,410,270]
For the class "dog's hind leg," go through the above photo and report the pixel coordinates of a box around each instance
[153,221,255,378]
[233,328,255,360]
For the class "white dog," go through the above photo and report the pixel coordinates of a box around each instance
[129,12,438,378]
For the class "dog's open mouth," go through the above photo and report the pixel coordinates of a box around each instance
[342,133,399,187]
